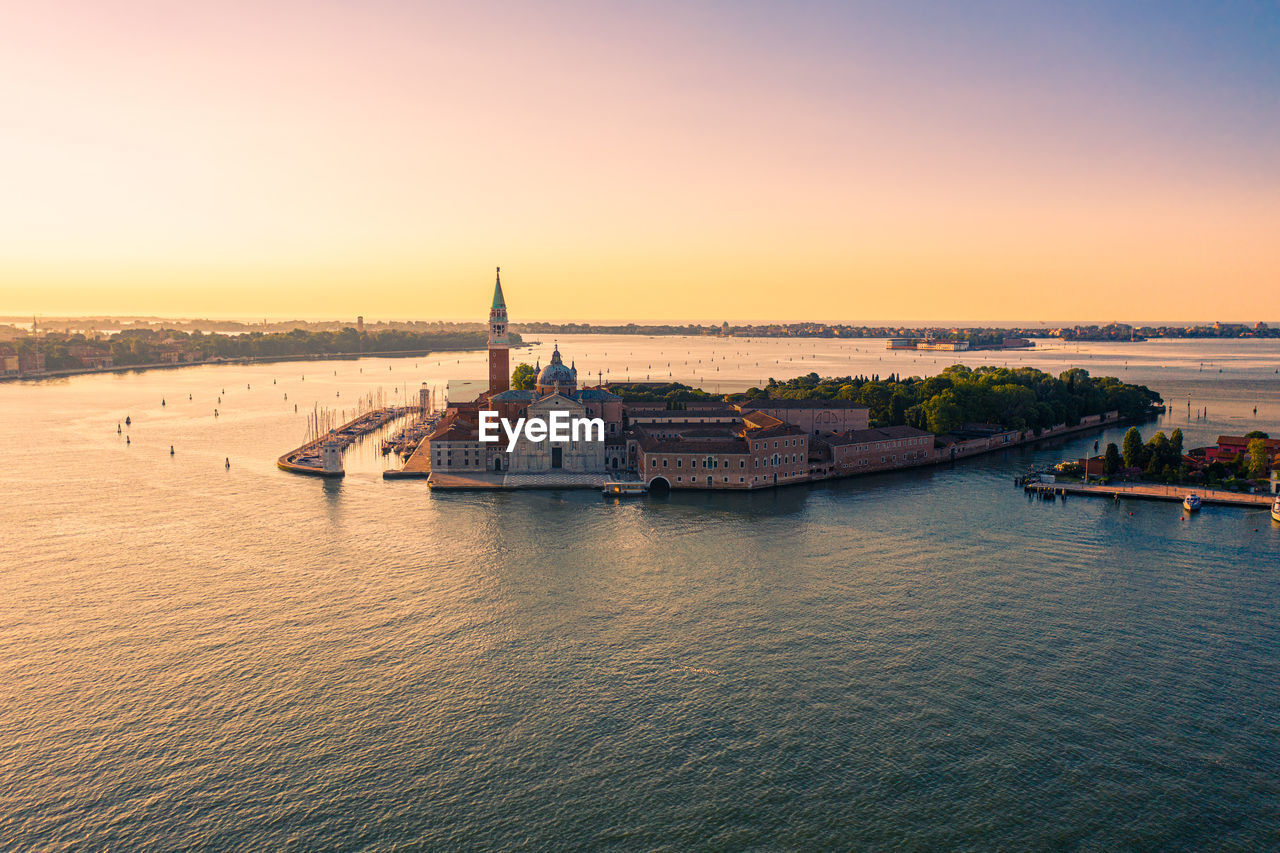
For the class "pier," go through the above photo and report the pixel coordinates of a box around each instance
[1024,481,1273,508]
[278,406,413,477]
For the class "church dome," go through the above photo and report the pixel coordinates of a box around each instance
[536,345,577,394]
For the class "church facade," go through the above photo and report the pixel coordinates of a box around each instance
[425,269,624,478]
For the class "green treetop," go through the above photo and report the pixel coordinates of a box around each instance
[511,363,537,391]
[1122,426,1144,469]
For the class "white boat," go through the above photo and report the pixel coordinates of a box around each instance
[1183,494,1202,512]
[1272,496,1280,523]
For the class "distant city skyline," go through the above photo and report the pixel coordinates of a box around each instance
[3,0,1277,321]
[5,313,1277,331]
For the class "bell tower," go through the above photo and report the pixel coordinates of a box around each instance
[488,266,510,393]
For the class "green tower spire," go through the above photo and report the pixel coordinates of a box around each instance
[492,266,506,311]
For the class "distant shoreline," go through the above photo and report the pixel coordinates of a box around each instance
[0,344,528,383]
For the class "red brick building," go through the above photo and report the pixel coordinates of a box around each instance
[487,267,509,394]
[1205,435,1280,462]
[633,420,809,490]
[819,425,934,475]
[737,399,870,437]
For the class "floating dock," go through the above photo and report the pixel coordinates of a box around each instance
[1024,481,1272,508]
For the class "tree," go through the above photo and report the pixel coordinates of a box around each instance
[511,363,537,390]
[1146,431,1174,471]
[1247,438,1270,479]
[1122,426,1144,469]
[1245,430,1270,440]
[1104,443,1120,476]
[1169,428,1183,457]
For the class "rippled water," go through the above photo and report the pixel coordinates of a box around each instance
[2,337,1278,850]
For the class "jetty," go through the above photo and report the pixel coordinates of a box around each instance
[1024,481,1272,508]
[278,406,412,477]
[380,413,443,458]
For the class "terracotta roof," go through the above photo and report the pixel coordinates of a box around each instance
[1216,435,1280,449]
[636,433,750,454]
[745,422,807,439]
[630,409,741,420]
[825,425,931,446]
[427,413,479,442]
[635,422,740,435]
[489,389,538,402]
[741,411,784,430]
[738,399,869,410]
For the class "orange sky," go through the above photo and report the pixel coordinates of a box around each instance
[2,1,1277,323]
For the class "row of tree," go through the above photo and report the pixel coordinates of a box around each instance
[1116,426,1188,481]
[16,327,513,368]
[582,363,1159,436]
[751,365,1160,433]
[1110,427,1272,483]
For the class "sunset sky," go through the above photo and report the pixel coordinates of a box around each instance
[2,0,1277,323]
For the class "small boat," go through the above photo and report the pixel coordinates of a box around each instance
[1272,496,1280,524]
[1183,494,1202,512]
[603,481,647,496]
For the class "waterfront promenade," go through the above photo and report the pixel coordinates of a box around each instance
[1026,481,1273,507]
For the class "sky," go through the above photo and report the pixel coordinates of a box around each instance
[1,0,1277,323]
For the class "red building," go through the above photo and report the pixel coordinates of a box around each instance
[820,425,934,475]
[67,345,114,369]
[1205,435,1280,462]
[737,399,870,437]
[632,418,809,490]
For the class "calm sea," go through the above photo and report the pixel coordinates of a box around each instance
[2,336,1278,850]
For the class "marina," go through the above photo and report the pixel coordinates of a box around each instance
[277,405,414,477]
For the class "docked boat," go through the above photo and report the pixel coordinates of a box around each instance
[603,481,647,496]
[1272,496,1280,523]
[1183,494,1202,512]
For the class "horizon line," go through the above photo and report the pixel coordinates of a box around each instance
[2,313,1276,329]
